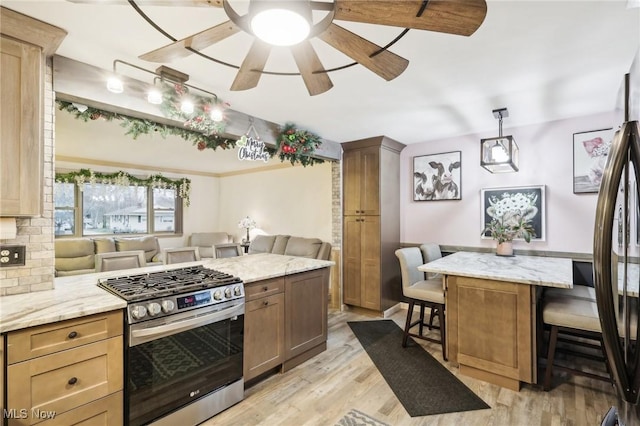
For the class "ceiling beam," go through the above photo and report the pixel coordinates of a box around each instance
[52,55,341,161]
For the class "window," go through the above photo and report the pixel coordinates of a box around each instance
[54,182,76,236]
[54,179,183,237]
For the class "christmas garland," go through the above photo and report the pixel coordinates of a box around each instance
[160,82,228,137]
[56,100,235,151]
[55,168,191,206]
[275,123,325,167]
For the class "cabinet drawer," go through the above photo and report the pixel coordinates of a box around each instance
[7,337,123,425]
[245,277,284,302]
[35,391,123,426]
[7,311,123,364]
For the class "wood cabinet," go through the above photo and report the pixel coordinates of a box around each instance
[0,7,66,216]
[4,311,124,425]
[446,275,534,391]
[342,136,404,312]
[243,268,330,383]
[283,268,329,370]
[243,277,285,382]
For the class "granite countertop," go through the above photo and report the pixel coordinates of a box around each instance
[417,251,574,288]
[0,253,334,334]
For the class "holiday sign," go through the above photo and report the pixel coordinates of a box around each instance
[237,135,269,162]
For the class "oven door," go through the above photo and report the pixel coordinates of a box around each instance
[126,301,244,426]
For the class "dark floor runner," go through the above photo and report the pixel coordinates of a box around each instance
[348,320,490,417]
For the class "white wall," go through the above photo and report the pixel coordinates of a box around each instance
[400,111,618,255]
[218,162,333,243]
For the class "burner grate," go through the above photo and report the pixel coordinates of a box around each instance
[98,265,241,302]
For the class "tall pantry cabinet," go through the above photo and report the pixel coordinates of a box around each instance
[342,136,405,313]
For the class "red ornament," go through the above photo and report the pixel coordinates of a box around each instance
[197,141,206,151]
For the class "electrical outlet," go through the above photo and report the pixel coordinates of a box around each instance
[0,245,26,267]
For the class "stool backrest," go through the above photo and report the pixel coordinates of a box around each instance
[395,247,425,289]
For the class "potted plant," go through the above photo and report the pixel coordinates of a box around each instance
[482,211,535,256]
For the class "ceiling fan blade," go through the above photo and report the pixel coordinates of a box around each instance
[334,0,487,36]
[139,20,240,63]
[318,23,408,81]
[230,40,272,91]
[67,0,222,6]
[291,40,333,96]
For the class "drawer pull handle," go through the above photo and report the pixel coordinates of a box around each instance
[263,301,269,306]
[68,377,78,385]
[68,331,78,339]
[263,286,268,292]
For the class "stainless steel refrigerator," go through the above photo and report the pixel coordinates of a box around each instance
[594,52,640,425]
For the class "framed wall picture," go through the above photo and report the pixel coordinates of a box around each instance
[573,128,614,194]
[413,151,461,201]
[481,185,546,241]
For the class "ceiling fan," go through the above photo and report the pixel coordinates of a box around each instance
[70,0,487,95]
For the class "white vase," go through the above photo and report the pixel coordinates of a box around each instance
[496,241,513,256]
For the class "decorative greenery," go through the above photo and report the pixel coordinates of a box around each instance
[159,82,228,137]
[481,212,535,244]
[56,100,235,152]
[55,168,192,207]
[275,123,324,167]
[57,103,327,167]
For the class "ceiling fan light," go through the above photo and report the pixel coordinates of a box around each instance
[251,8,310,46]
[106,76,123,94]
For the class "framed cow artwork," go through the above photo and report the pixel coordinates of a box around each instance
[413,151,462,201]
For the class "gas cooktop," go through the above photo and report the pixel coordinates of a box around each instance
[98,265,242,303]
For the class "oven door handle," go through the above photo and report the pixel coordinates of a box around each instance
[129,302,244,346]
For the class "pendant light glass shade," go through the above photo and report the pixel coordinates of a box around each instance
[480,108,519,173]
[480,136,519,173]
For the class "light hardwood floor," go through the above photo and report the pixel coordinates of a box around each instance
[204,308,621,426]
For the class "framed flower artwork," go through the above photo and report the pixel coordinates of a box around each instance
[480,185,546,241]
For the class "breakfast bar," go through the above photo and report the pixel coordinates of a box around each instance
[418,251,574,391]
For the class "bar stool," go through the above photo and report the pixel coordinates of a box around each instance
[162,247,201,264]
[95,250,146,272]
[542,294,610,390]
[395,245,446,360]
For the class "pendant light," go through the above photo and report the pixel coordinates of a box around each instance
[480,107,519,173]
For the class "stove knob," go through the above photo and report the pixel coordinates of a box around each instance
[233,286,242,296]
[161,300,175,313]
[213,290,223,301]
[131,305,147,320]
[224,287,232,298]
[147,302,161,317]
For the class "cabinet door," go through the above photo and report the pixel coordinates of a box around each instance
[343,216,362,306]
[359,147,380,215]
[0,36,42,216]
[41,391,123,426]
[244,293,285,381]
[284,269,329,360]
[360,216,381,311]
[343,150,361,216]
[343,147,380,216]
[447,276,533,385]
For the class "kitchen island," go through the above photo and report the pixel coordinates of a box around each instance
[418,251,574,391]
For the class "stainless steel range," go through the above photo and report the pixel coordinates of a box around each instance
[99,265,245,426]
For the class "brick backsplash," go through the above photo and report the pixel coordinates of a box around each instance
[331,160,342,247]
[0,59,55,296]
